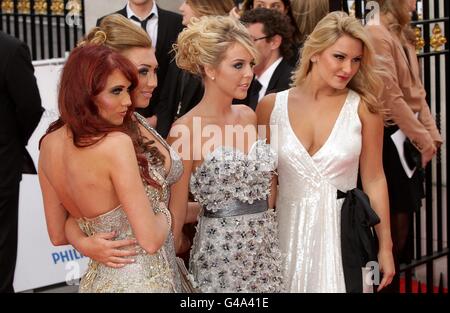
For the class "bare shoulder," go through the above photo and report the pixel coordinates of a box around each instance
[358,99,383,127]
[171,105,202,130]
[99,131,135,155]
[357,97,370,117]
[167,111,195,144]
[96,132,139,172]
[234,104,257,125]
[39,126,66,152]
[39,130,56,151]
[256,93,277,125]
[103,131,133,145]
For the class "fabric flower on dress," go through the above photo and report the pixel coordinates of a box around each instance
[190,140,277,212]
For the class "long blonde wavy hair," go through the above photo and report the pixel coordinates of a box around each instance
[292,11,385,114]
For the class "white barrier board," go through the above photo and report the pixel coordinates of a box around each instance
[13,60,88,292]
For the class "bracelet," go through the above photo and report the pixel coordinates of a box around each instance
[154,202,172,229]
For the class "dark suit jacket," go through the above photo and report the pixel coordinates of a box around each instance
[97,6,183,117]
[0,31,44,189]
[156,62,204,138]
[286,41,301,68]
[238,58,293,110]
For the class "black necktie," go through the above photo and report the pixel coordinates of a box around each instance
[130,13,154,32]
[248,78,262,111]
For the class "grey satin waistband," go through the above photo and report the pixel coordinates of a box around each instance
[203,199,268,218]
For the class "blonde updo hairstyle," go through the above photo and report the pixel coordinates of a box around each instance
[79,14,152,52]
[292,11,385,114]
[175,15,257,78]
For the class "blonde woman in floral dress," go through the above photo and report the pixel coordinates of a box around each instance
[168,16,284,293]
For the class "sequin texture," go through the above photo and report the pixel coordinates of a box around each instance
[77,113,184,293]
[189,140,285,292]
[271,89,362,292]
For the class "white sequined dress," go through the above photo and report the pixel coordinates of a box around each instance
[271,89,362,292]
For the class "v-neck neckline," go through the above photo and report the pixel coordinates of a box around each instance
[285,89,352,159]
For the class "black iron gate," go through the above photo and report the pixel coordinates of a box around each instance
[0,0,85,60]
[331,0,449,293]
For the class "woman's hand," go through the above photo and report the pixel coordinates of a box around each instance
[79,232,138,268]
[377,248,395,292]
[421,142,437,168]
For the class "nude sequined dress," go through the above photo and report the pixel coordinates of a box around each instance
[77,113,183,293]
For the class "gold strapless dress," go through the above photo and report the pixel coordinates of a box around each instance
[77,113,184,293]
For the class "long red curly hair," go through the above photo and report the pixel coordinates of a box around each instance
[40,44,161,189]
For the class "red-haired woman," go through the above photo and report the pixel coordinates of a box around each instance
[53,16,192,293]
[38,44,176,292]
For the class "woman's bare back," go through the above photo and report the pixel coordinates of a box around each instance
[39,126,129,218]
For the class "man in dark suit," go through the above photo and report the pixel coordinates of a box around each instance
[156,67,204,138]
[0,31,44,293]
[97,0,183,119]
[239,8,295,110]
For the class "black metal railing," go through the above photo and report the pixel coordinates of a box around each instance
[0,0,85,60]
[331,0,448,293]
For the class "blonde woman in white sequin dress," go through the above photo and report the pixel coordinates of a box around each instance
[168,16,284,293]
[256,12,395,292]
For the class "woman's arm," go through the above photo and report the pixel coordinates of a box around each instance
[256,94,278,209]
[65,216,137,268]
[168,158,192,254]
[185,202,200,224]
[358,102,395,291]
[167,120,194,253]
[106,132,170,255]
[366,26,435,159]
[38,157,68,246]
